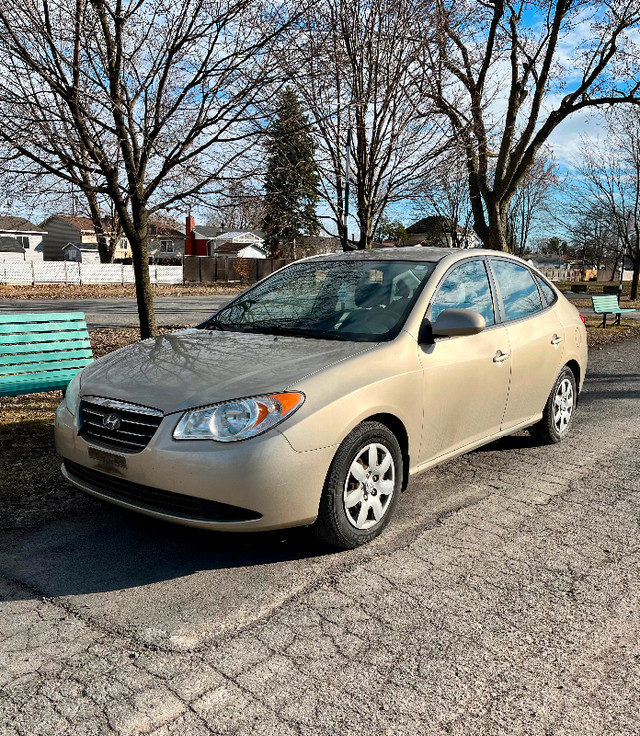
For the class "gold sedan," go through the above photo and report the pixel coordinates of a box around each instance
[55,248,587,548]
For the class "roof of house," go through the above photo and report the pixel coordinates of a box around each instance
[0,216,46,233]
[43,215,96,232]
[147,218,183,238]
[62,242,99,251]
[149,225,183,238]
[0,236,25,253]
[214,242,268,255]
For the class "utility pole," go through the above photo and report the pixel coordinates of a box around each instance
[342,128,352,251]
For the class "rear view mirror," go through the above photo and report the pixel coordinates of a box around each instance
[429,308,486,338]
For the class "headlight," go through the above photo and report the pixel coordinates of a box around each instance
[173,392,304,442]
[65,370,83,416]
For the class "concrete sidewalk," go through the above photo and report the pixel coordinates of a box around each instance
[1,340,639,734]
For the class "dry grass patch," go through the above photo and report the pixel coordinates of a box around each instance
[585,317,640,349]
[0,282,245,300]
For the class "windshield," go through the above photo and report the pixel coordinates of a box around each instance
[200,259,437,342]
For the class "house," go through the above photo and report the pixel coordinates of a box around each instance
[527,255,570,270]
[0,216,47,261]
[61,242,101,263]
[0,236,27,261]
[406,216,481,248]
[147,219,185,262]
[39,215,132,261]
[184,216,266,256]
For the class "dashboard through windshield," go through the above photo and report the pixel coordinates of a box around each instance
[201,259,437,341]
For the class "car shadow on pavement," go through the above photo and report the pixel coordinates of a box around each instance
[0,503,335,599]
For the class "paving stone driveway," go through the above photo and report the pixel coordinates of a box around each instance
[1,340,639,735]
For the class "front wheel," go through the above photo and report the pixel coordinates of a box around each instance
[312,421,402,549]
[530,367,577,445]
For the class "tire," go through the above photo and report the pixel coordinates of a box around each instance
[312,421,403,549]
[530,367,577,445]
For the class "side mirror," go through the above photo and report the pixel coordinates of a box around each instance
[423,308,486,341]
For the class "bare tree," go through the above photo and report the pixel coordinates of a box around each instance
[206,181,266,232]
[414,145,475,248]
[576,110,640,298]
[425,0,640,252]
[0,0,294,337]
[506,150,559,257]
[281,0,449,249]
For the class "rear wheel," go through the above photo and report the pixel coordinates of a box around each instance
[312,421,402,549]
[530,367,577,445]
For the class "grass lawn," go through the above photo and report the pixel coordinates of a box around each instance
[2,320,640,529]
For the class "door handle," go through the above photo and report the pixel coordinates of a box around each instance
[493,351,510,364]
[551,334,564,346]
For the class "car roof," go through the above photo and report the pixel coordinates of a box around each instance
[307,246,508,263]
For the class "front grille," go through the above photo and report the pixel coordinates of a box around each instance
[79,396,163,453]
[63,460,262,523]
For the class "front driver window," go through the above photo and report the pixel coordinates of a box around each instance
[430,260,495,326]
[492,260,543,321]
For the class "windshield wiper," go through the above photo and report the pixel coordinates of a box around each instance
[201,316,228,331]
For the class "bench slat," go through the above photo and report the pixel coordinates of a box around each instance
[0,312,93,396]
[0,312,87,325]
[0,369,84,397]
[0,358,92,377]
[0,321,88,335]
[0,329,89,346]
[0,348,93,368]
[0,338,92,355]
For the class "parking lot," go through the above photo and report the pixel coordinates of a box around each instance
[1,338,639,735]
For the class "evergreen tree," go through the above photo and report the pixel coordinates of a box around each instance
[262,87,320,253]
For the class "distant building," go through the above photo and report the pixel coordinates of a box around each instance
[0,216,46,261]
[39,215,132,261]
[62,242,101,263]
[406,216,481,249]
[184,216,266,256]
[0,236,27,261]
[147,219,185,262]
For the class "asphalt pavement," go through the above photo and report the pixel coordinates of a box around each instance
[1,339,640,734]
[0,296,231,328]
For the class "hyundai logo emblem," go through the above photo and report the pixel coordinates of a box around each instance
[103,413,121,431]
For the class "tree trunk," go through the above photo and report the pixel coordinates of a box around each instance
[484,198,510,251]
[125,206,157,339]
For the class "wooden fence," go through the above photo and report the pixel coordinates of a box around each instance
[183,256,293,284]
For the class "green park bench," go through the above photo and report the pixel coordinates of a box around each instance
[0,313,93,397]
[591,295,637,328]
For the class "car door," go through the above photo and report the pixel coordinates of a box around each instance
[418,258,511,463]
[489,259,567,431]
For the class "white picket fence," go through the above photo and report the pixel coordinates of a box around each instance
[0,261,183,285]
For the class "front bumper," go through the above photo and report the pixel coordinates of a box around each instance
[55,400,336,531]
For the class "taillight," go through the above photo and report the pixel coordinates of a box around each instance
[579,314,585,325]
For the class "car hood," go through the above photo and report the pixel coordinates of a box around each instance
[79,328,373,414]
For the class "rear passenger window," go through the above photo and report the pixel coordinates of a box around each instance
[492,260,542,321]
[431,260,495,326]
[535,275,557,307]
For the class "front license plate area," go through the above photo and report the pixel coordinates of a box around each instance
[88,446,127,473]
